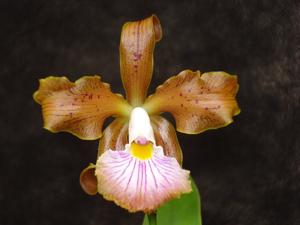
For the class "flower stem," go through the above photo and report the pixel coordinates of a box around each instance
[148,213,157,225]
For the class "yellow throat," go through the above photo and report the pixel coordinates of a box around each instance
[130,142,153,160]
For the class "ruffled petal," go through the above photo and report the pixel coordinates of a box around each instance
[151,115,183,165]
[98,118,129,156]
[33,76,132,140]
[95,145,191,213]
[143,70,240,134]
[79,164,97,195]
[120,15,162,106]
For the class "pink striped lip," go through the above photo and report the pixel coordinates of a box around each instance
[95,144,192,212]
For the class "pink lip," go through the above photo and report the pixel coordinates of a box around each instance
[135,136,149,145]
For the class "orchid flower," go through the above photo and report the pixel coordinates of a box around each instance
[33,15,240,214]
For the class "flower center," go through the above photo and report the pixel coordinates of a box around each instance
[130,141,153,160]
[128,107,155,160]
[128,107,155,144]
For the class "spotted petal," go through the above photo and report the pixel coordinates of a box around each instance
[120,15,162,106]
[151,115,183,165]
[33,76,132,140]
[144,70,240,134]
[95,145,191,213]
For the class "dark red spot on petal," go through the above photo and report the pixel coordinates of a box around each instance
[133,52,142,61]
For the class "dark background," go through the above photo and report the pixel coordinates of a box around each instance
[1,0,300,224]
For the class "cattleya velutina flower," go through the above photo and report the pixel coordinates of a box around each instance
[33,15,240,213]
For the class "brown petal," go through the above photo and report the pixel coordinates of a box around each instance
[144,70,240,134]
[33,76,132,140]
[151,115,183,165]
[120,15,162,106]
[79,164,97,195]
[97,118,129,156]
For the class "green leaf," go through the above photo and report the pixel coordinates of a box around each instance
[142,176,202,225]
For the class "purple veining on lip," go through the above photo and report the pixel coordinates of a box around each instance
[114,157,133,184]
[148,160,158,188]
[135,136,149,145]
[125,159,137,191]
[143,162,147,196]
[140,161,143,197]
[136,161,141,194]
[154,161,174,174]
[154,157,175,171]
[96,146,192,212]
[151,159,170,185]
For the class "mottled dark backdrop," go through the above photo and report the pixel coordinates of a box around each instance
[1,0,300,225]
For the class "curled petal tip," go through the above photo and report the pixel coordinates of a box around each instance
[120,15,163,106]
[80,164,98,195]
[151,14,163,42]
